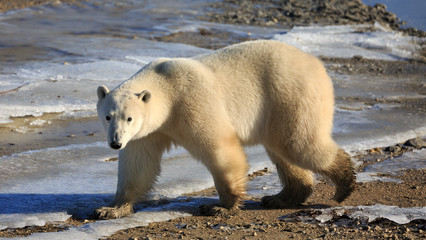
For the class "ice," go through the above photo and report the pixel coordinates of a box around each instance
[0,60,140,124]
[302,205,426,225]
[1,0,425,237]
[8,198,219,240]
[314,213,334,223]
[340,127,426,154]
[0,213,70,230]
[0,143,118,231]
[355,205,426,224]
[357,149,426,182]
[28,119,50,126]
[0,41,209,124]
[1,22,421,124]
[246,171,281,198]
[273,23,421,60]
[0,142,271,233]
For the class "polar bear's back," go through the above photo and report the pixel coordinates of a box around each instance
[194,40,334,145]
[196,40,326,84]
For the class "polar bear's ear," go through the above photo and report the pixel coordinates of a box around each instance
[138,90,151,103]
[97,85,109,101]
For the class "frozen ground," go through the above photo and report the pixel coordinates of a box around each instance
[0,1,425,239]
[0,21,423,124]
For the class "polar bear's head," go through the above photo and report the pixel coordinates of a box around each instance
[96,85,151,150]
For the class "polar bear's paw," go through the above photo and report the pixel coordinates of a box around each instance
[199,204,239,217]
[261,195,301,209]
[94,203,134,220]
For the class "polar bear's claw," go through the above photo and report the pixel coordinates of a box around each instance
[199,204,239,217]
[261,195,301,209]
[94,204,134,220]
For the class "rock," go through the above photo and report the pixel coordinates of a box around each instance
[404,138,426,149]
[352,55,363,61]
[384,145,401,153]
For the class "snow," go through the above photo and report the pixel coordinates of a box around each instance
[0,213,70,230]
[0,143,270,232]
[314,205,426,225]
[357,148,426,182]
[0,44,209,124]
[280,204,426,225]
[273,23,422,60]
[0,22,422,124]
[0,1,425,238]
[341,127,426,154]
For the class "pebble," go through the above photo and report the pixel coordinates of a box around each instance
[384,145,401,153]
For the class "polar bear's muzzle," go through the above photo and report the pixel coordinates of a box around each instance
[110,141,122,150]
[109,130,124,150]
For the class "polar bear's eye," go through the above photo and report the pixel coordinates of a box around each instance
[106,116,111,121]
[127,117,132,122]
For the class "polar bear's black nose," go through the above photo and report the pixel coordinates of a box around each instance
[110,141,122,149]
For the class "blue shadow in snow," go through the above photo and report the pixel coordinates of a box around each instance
[0,193,114,218]
[0,194,222,219]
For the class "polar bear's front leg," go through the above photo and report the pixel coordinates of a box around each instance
[95,136,167,219]
[197,132,248,216]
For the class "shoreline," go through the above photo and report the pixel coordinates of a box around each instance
[0,0,425,239]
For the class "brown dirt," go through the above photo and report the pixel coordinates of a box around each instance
[0,1,424,239]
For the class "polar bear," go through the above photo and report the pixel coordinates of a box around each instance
[95,40,355,219]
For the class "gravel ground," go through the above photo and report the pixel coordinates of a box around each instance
[105,140,426,240]
[201,0,426,37]
[0,0,425,239]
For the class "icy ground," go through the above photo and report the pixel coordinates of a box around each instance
[0,1,425,239]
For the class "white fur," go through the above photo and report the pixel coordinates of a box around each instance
[95,40,340,218]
